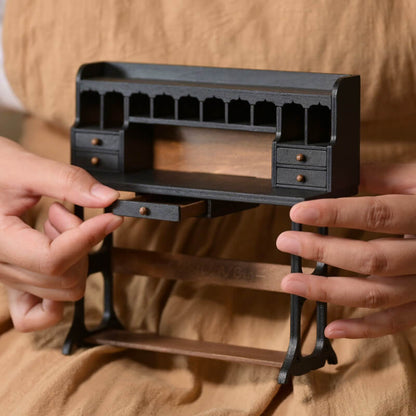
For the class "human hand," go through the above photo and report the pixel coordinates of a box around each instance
[276,163,416,339]
[0,137,123,331]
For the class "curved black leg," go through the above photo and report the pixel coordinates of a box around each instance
[311,227,337,365]
[278,224,337,384]
[62,206,123,355]
[95,231,123,331]
[278,222,305,384]
[62,297,89,355]
[63,205,89,354]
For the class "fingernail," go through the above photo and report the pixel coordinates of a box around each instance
[291,204,320,224]
[90,184,119,202]
[325,326,345,339]
[276,235,301,255]
[105,215,123,234]
[281,277,307,296]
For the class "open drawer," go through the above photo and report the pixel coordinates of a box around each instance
[111,194,259,221]
[111,195,207,221]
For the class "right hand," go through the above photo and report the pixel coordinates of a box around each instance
[276,163,416,339]
[0,136,123,331]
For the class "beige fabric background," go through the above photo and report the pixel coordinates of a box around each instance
[0,0,416,415]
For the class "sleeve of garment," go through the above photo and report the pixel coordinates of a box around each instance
[0,0,23,111]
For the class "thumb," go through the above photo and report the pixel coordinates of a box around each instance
[7,287,64,332]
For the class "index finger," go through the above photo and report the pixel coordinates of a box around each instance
[22,156,119,208]
[3,141,119,209]
[290,194,416,234]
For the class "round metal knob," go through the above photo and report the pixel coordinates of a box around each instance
[296,153,306,162]
[91,138,101,146]
[90,156,100,166]
[139,206,149,216]
[296,174,305,183]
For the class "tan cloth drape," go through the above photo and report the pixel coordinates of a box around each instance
[1,1,416,414]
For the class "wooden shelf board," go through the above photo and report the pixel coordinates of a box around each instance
[110,248,311,293]
[85,330,285,367]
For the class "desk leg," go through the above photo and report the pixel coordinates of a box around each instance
[62,298,89,355]
[62,206,123,355]
[93,229,123,331]
[311,227,337,366]
[62,205,88,354]
[277,223,337,384]
[278,221,305,383]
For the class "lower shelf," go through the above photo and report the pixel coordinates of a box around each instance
[85,330,286,368]
[64,218,337,383]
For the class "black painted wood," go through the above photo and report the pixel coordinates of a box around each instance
[66,62,360,383]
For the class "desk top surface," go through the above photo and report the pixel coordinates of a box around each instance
[93,169,344,206]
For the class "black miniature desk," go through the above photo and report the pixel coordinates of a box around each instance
[64,62,360,383]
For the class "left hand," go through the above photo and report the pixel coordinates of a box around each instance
[0,137,123,331]
[6,202,88,331]
[276,163,416,339]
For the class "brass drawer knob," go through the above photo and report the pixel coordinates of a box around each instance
[91,138,101,146]
[296,153,306,162]
[296,174,305,183]
[90,156,100,166]
[139,206,149,216]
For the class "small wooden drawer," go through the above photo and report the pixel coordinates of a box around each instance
[111,195,207,222]
[276,148,327,167]
[73,150,119,172]
[275,167,327,188]
[74,132,121,150]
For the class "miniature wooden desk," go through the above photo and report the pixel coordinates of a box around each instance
[64,62,360,383]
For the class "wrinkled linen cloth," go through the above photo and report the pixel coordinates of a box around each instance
[1,1,416,415]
